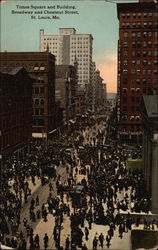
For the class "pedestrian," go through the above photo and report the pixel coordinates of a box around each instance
[85,227,89,241]
[34,234,40,248]
[65,236,70,250]
[99,233,104,248]
[36,195,39,206]
[23,217,27,227]
[93,236,98,250]
[43,233,49,250]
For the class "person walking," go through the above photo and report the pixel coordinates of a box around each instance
[43,233,49,250]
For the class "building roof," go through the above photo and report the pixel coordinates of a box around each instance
[140,95,158,119]
[9,66,23,75]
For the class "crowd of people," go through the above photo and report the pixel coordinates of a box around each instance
[0,111,157,250]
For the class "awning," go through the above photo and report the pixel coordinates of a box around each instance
[69,120,75,124]
[48,129,57,134]
[32,133,47,138]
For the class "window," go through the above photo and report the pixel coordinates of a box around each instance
[137,60,140,65]
[123,97,127,103]
[124,51,128,56]
[35,87,39,94]
[136,88,140,93]
[123,60,128,66]
[40,99,44,105]
[40,108,44,115]
[132,32,136,37]
[123,42,128,48]
[131,106,135,113]
[35,99,39,105]
[35,108,39,115]
[132,51,136,57]
[131,97,135,103]
[123,78,128,84]
[123,88,127,93]
[122,115,127,121]
[137,41,141,48]
[124,32,128,38]
[123,69,128,74]
[138,13,141,18]
[131,69,135,74]
[123,106,127,111]
[132,41,136,48]
[137,51,141,57]
[143,31,147,37]
[131,88,135,93]
[132,60,135,65]
[143,51,147,57]
[40,87,44,94]
[137,32,141,37]
[143,41,147,47]
[136,79,140,84]
[144,13,147,18]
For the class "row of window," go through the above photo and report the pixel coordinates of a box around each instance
[123,41,157,49]
[123,69,157,74]
[121,12,156,19]
[122,115,140,121]
[121,22,157,28]
[121,126,140,133]
[122,78,158,84]
[124,31,157,37]
[122,88,140,93]
[123,50,157,57]
[123,59,157,66]
[33,119,44,126]
[33,108,44,116]
[32,87,45,94]
[33,98,45,105]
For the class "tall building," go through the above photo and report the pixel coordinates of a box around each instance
[40,28,93,86]
[117,0,157,142]
[0,67,32,158]
[0,52,56,137]
[140,95,158,215]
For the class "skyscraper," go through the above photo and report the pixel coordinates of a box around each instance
[40,28,93,86]
[117,0,157,142]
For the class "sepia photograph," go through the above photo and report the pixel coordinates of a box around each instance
[0,0,158,249]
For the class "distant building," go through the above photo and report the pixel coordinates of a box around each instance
[40,28,93,86]
[140,95,158,215]
[0,52,56,138]
[75,84,86,116]
[0,67,32,158]
[117,0,157,142]
[55,65,77,123]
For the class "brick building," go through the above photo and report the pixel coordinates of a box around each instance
[117,0,157,142]
[0,52,56,137]
[0,67,32,158]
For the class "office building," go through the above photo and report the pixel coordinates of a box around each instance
[0,67,32,158]
[117,0,157,142]
[0,52,56,137]
[40,28,93,86]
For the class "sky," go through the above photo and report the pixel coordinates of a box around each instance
[0,0,124,92]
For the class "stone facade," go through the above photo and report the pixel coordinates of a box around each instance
[140,95,158,215]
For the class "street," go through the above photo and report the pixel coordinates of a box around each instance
[1,110,156,250]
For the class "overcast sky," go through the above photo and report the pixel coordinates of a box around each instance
[0,0,133,93]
